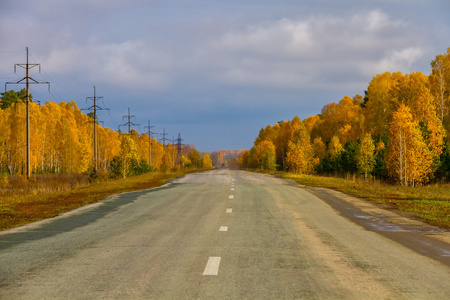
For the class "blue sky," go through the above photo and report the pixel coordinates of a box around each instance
[1,0,449,151]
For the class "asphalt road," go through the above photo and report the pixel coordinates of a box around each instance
[1,169,450,299]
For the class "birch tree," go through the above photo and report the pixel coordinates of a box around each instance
[387,104,433,186]
[357,134,375,180]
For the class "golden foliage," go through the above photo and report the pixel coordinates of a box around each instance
[0,100,169,175]
[386,104,433,186]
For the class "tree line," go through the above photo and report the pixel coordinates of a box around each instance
[0,95,213,178]
[241,47,450,186]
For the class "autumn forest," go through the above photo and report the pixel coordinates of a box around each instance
[241,47,450,187]
[0,96,216,179]
[2,48,450,188]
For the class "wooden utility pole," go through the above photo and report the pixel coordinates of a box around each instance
[5,47,49,178]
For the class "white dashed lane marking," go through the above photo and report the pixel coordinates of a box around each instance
[226,208,232,213]
[203,257,221,275]
[219,226,228,232]
[229,195,234,199]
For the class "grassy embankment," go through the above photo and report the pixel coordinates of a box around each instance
[0,171,187,231]
[283,173,450,229]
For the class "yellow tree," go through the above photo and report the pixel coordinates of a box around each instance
[357,133,375,180]
[238,150,249,169]
[430,53,448,123]
[0,108,11,173]
[410,87,446,162]
[151,139,163,170]
[120,134,138,178]
[29,102,44,173]
[160,150,173,173]
[255,140,276,170]
[274,120,291,170]
[304,115,320,134]
[316,96,362,143]
[387,104,433,186]
[328,135,343,161]
[289,116,302,140]
[202,153,213,169]
[179,155,191,168]
[285,122,314,174]
[188,149,202,168]
[101,128,120,172]
[389,72,430,111]
[312,137,326,161]
[365,72,403,136]
[8,101,27,174]
[430,48,450,132]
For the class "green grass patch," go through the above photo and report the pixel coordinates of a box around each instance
[284,173,450,229]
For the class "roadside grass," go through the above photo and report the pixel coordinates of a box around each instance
[0,172,185,231]
[283,173,450,229]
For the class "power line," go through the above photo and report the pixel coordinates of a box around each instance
[119,107,140,134]
[144,120,155,168]
[159,128,169,156]
[5,47,50,179]
[81,86,109,171]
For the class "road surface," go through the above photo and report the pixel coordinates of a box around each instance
[1,169,450,299]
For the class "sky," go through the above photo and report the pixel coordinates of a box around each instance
[1,0,449,152]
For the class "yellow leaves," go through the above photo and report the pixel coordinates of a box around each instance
[387,104,434,186]
[179,155,191,168]
[285,122,314,174]
[255,140,276,170]
[365,71,403,136]
[357,134,375,180]
[160,150,173,173]
[376,141,385,153]
[312,137,326,160]
[119,134,138,178]
[328,136,343,161]
[202,153,213,169]
[0,100,169,175]
[316,96,363,143]
[304,115,320,133]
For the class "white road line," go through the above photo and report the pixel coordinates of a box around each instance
[231,188,235,191]
[203,257,221,275]
[229,195,234,199]
[219,226,228,231]
[226,208,232,213]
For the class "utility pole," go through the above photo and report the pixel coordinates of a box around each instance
[176,133,184,164]
[144,120,155,168]
[5,47,49,179]
[172,136,175,166]
[82,86,109,171]
[160,128,168,156]
[119,107,140,134]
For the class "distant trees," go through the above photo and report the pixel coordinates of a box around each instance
[202,153,213,169]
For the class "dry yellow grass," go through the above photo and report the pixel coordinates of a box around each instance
[284,173,450,229]
[0,172,184,231]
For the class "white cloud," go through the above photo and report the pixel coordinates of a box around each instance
[42,40,174,90]
[197,9,425,90]
[362,47,424,75]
